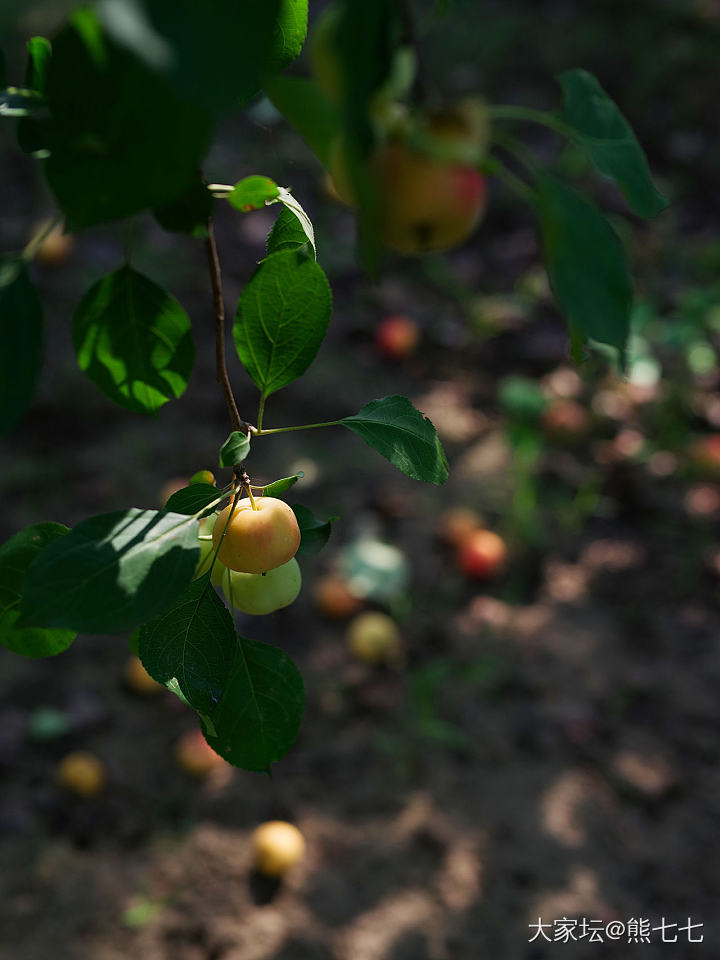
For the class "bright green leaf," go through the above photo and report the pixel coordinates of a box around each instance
[292,504,336,555]
[219,431,251,468]
[203,635,304,771]
[0,257,44,436]
[0,523,76,658]
[341,396,449,484]
[73,265,194,415]
[234,249,331,398]
[259,473,303,497]
[24,36,52,90]
[138,576,237,714]
[557,69,668,219]
[227,175,279,211]
[20,509,200,633]
[266,205,312,256]
[276,187,316,257]
[536,173,633,359]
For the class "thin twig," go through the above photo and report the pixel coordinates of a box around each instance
[205,219,248,434]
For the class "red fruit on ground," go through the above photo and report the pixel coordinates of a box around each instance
[375,315,420,360]
[457,529,508,580]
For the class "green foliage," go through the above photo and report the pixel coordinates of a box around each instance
[227,175,279,211]
[0,524,76,657]
[164,483,220,515]
[557,69,668,218]
[267,204,314,255]
[73,266,194,415]
[17,36,52,154]
[264,75,339,168]
[536,174,633,360]
[258,473,303,496]
[203,635,304,772]
[233,248,332,399]
[153,175,214,236]
[0,257,44,436]
[292,505,337,555]
[20,509,200,633]
[219,431,251,468]
[342,396,449,484]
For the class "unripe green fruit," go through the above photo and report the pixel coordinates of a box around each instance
[219,558,301,615]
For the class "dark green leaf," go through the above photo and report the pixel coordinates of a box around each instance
[0,48,5,89]
[219,431,251,468]
[45,9,213,229]
[0,257,43,436]
[341,396,449,484]
[20,509,200,633]
[267,205,311,255]
[234,249,331,398]
[203,635,304,771]
[260,473,303,497]
[557,69,668,219]
[0,523,76,658]
[291,504,336,555]
[153,175,213,236]
[138,576,237,714]
[24,36,52,90]
[128,627,140,655]
[264,75,339,168]
[227,175,279,211]
[73,265,194,415]
[536,173,633,358]
[165,483,219,515]
[0,86,46,117]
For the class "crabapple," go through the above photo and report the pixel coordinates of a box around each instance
[219,558,301,615]
[175,729,227,778]
[375,314,420,360]
[542,400,590,442]
[212,497,301,574]
[313,574,363,619]
[56,751,105,797]
[346,611,401,665]
[438,507,482,547]
[457,529,507,580]
[125,654,164,695]
[32,221,75,266]
[251,821,306,877]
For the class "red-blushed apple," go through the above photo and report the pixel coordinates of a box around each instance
[175,729,227,778]
[251,821,306,877]
[375,314,420,360]
[212,497,301,574]
[56,751,106,797]
[457,529,508,580]
[346,611,402,665]
[313,574,364,619]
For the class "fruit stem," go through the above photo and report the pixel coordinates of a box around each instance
[256,419,343,436]
[245,483,258,510]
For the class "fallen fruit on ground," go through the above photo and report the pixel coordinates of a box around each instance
[542,399,590,441]
[375,314,420,360]
[125,654,164,695]
[457,529,508,580]
[175,729,227,778]
[212,497,301,574]
[438,507,483,547]
[251,820,306,876]
[313,574,364,619]
[347,611,402,665]
[219,557,301,615]
[56,751,106,797]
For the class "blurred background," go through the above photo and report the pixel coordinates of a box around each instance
[2,0,720,957]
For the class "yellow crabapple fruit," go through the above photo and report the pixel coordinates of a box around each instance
[56,751,106,797]
[212,498,301,574]
[251,820,306,876]
[219,558,301,615]
[346,611,402,665]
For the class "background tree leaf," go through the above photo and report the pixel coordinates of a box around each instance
[203,635,305,772]
[264,75,339,168]
[557,69,669,219]
[291,504,336,555]
[0,523,76,658]
[0,257,44,436]
[17,35,52,154]
[138,576,237,714]
[20,509,200,633]
[233,249,331,398]
[536,173,633,359]
[73,265,194,415]
[341,396,449,484]
[153,175,213,236]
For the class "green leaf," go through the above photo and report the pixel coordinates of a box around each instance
[291,505,336,555]
[134,0,306,108]
[0,523,76,658]
[219,431,251,468]
[138,576,237,714]
[536,173,633,358]
[165,483,219,515]
[45,9,213,229]
[259,473,303,497]
[234,249,331,398]
[153,175,213,236]
[557,69,668,219]
[20,509,200,633]
[0,257,44,436]
[24,36,52,90]
[264,74,339,168]
[203,635,304,771]
[267,205,312,256]
[341,396,449,484]
[227,175,279,211]
[276,187,316,257]
[73,265,194,415]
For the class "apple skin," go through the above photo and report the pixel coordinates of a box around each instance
[56,751,105,797]
[251,821,306,877]
[690,434,720,479]
[347,611,401,665]
[375,314,420,360]
[219,558,301,615]
[457,529,507,580]
[212,498,301,574]
[330,134,487,254]
[175,729,226,778]
[313,574,363,619]
[438,507,482,547]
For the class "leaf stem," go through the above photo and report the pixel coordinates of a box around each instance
[488,105,572,138]
[257,395,266,432]
[256,419,343,437]
[481,154,536,205]
[205,219,249,435]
